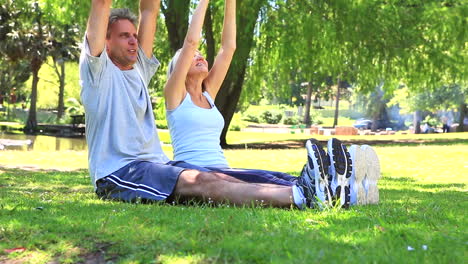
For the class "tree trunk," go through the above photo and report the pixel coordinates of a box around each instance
[371,110,379,131]
[57,60,65,119]
[303,83,313,126]
[203,4,215,68]
[216,0,266,147]
[162,0,190,52]
[456,102,466,132]
[413,110,421,134]
[25,58,42,133]
[333,78,340,128]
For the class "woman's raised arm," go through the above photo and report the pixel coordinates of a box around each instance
[204,0,236,99]
[164,0,210,110]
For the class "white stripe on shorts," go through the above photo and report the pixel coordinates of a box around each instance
[107,174,169,199]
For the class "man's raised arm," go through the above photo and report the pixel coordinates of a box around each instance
[138,0,161,58]
[86,0,112,57]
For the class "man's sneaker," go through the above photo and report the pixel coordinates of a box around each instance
[362,145,381,204]
[348,145,366,205]
[303,139,332,207]
[327,138,352,208]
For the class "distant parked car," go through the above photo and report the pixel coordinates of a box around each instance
[353,119,373,130]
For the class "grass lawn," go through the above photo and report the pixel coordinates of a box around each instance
[224,130,468,146]
[0,134,467,263]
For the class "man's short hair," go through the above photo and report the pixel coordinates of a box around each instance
[106,8,138,39]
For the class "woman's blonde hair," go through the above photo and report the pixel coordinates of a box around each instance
[166,49,182,80]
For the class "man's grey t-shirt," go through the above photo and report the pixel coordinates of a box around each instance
[79,38,169,188]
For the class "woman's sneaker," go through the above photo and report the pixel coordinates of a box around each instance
[327,138,352,208]
[362,145,381,204]
[296,166,317,209]
[302,139,332,207]
[348,145,367,205]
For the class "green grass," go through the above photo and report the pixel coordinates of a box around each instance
[1,135,467,263]
[225,131,468,145]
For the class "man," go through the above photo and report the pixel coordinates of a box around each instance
[79,0,353,209]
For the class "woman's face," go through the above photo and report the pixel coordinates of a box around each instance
[187,51,209,78]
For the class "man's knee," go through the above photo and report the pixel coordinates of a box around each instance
[174,170,216,195]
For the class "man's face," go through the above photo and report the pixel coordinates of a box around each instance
[106,19,138,70]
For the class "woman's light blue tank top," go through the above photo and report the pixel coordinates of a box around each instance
[166,91,229,168]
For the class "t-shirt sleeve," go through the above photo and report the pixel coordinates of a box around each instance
[79,34,107,87]
[136,46,160,86]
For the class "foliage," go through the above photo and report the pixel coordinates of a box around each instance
[228,124,241,131]
[155,119,168,129]
[24,60,81,110]
[260,109,282,124]
[0,1,60,131]
[423,115,441,127]
[243,113,261,123]
[283,116,301,126]
[4,0,466,139]
[228,113,245,131]
[0,58,30,122]
[308,110,324,126]
[152,97,167,121]
[390,84,467,114]
[65,97,84,116]
[47,22,81,118]
[246,0,467,110]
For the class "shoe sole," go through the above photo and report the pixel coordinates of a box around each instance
[362,145,381,204]
[328,138,352,208]
[349,145,367,205]
[305,139,331,205]
[298,164,316,209]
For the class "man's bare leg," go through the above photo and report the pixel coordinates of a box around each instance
[173,170,294,208]
[211,172,292,188]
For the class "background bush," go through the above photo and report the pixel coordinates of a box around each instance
[261,110,282,124]
[156,119,168,129]
[283,116,301,125]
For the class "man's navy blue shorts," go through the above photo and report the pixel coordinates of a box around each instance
[95,160,206,203]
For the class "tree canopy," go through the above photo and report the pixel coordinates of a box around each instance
[1,0,466,137]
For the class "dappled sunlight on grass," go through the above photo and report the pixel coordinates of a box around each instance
[0,137,466,262]
[157,253,208,264]
[378,145,467,185]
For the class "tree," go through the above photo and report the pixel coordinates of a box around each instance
[47,23,80,119]
[0,2,31,119]
[24,3,52,132]
[245,0,466,133]
[391,84,468,133]
[161,0,190,53]
[0,1,53,132]
[0,58,30,119]
[215,0,268,146]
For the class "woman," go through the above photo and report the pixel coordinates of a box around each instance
[164,0,297,186]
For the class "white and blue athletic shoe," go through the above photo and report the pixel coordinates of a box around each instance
[301,138,332,207]
[327,138,352,208]
[362,145,381,204]
[348,145,366,205]
[296,165,317,209]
